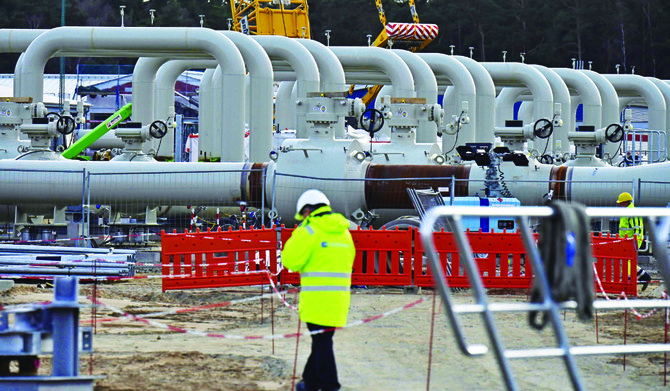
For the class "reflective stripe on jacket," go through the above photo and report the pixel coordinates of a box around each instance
[619,202,644,248]
[281,206,355,327]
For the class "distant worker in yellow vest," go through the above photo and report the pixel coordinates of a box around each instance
[282,189,355,391]
[617,192,652,291]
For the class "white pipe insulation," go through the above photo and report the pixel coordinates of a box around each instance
[604,74,666,162]
[417,53,477,150]
[551,68,602,130]
[296,39,347,138]
[647,78,670,158]
[580,70,620,158]
[0,29,46,96]
[17,26,246,162]
[275,82,296,132]
[153,59,218,158]
[252,35,320,140]
[392,50,438,144]
[221,31,274,162]
[495,87,526,127]
[531,65,571,154]
[329,46,416,98]
[452,56,496,144]
[198,69,215,161]
[133,58,168,127]
[481,62,554,125]
[0,160,253,206]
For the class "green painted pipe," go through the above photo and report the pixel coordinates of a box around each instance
[62,102,133,159]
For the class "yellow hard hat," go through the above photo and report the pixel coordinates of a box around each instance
[617,192,633,204]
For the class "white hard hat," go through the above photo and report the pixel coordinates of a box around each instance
[295,189,330,220]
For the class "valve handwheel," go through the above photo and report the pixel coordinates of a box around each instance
[56,116,76,135]
[359,108,385,136]
[149,120,168,139]
[605,123,624,143]
[533,118,553,139]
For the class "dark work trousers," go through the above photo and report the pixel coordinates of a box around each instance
[302,322,340,391]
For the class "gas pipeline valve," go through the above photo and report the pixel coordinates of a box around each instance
[442,101,470,136]
[376,95,422,134]
[568,124,623,158]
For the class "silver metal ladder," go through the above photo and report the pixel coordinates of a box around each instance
[419,206,670,391]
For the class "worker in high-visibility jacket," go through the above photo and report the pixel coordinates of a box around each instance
[617,192,652,291]
[282,189,355,391]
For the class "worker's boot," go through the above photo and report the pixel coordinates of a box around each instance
[637,268,652,292]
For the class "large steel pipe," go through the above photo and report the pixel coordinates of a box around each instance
[18,26,246,162]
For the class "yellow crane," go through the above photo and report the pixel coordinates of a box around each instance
[229,0,311,38]
[354,0,439,106]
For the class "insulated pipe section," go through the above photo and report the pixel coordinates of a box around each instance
[452,56,496,144]
[551,68,602,130]
[154,59,219,158]
[252,35,319,139]
[580,70,620,158]
[392,50,438,144]
[417,53,476,148]
[0,29,47,98]
[133,58,168,127]
[0,160,267,207]
[495,87,526,127]
[482,62,554,124]
[647,78,670,159]
[198,68,215,161]
[329,46,415,98]
[532,65,571,155]
[275,81,296,132]
[221,31,274,162]
[548,162,670,206]
[0,29,47,53]
[604,74,666,162]
[296,38,347,139]
[19,27,246,162]
[364,164,471,210]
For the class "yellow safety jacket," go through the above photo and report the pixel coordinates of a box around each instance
[619,203,644,248]
[281,206,355,327]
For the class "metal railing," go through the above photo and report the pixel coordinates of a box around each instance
[419,205,670,391]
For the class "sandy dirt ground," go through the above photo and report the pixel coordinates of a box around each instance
[2,278,670,391]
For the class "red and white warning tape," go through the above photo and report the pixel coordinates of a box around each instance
[592,263,669,320]
[84,287,299,325]
[89,293,426,339]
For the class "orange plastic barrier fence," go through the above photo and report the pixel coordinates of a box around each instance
[591,233,638,297]
[413,230,533,289]
[414,230,638,296]
[161,227,278,291]
[161,227,638,296]
[278,227,413,286]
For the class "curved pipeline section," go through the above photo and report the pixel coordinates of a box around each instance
[18,27,246,162]
[329,46,415,98]
[604,74,666,162]
[532,65,571,155]
[417,53,477,150]
[221,31,274,162]
[154,59,218,157]
[580,70,620,157]
[452,56,496,144]
[253,35,319,139]
[551,68,602,129]
[392,50,438,144]
[482,62,554,123]
[296,38,347,138]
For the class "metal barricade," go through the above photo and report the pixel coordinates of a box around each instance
[419,206,670,391]
[623,128,667,165]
